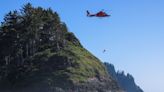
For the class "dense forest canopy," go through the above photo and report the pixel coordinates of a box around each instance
[0,3,69,63]
[0,3,81,87]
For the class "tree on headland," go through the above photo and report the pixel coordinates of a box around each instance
[0,3,69,85]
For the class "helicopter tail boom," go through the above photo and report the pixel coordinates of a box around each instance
[86,10,95,17]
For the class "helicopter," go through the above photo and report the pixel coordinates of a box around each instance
[87,10,110,17]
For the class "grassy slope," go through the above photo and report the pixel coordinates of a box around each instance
[30,41,108,86]
[65,42,107,82]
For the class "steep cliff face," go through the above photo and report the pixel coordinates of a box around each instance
[0,3,122,92]
[104,63,144,92]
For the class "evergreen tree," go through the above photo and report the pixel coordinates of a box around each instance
[0,3,68,86]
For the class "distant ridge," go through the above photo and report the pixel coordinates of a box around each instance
[104,62,144,92]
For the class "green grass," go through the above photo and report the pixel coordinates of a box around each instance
[61,42,108,83]
[28,41,108,84]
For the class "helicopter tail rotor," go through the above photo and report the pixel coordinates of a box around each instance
[86,10,90,16]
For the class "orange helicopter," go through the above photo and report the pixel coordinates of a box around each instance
[87,10,111,17]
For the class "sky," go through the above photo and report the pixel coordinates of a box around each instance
[0,0,164,92]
